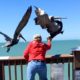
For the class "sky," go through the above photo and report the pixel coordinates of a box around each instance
[0,0,80,42]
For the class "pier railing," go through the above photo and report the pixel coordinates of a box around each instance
[0,54,74,80]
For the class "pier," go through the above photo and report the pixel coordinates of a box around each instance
[0,51,80,80]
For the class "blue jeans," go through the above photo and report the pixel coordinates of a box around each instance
[27,60,47,80]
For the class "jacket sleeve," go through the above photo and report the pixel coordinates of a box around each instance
[23,42,31,60]
[46,39,51,50]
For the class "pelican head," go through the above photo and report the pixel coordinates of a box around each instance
[18,34,26,42]
[34,6,45,16]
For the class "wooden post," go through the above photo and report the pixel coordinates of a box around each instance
[72,47,80,80]
[0,64,3,80]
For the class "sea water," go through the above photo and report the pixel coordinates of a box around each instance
[0,40,80,80]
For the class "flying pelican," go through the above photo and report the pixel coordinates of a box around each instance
[0,32,26,52]
[34,6,64,39]
[0,6,32,52]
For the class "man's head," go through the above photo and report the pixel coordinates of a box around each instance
[33,34,42,41]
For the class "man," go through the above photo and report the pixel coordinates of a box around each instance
[23,34,52,80]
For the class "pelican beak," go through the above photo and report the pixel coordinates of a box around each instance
[34,6,38,10]
[20,34,26,42]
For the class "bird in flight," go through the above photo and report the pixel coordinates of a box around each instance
[0,6,32,52]
[0,32,26,52]
[34,6,64,39]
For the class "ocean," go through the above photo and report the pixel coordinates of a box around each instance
[0,40,80,80]
[0,40,80,56]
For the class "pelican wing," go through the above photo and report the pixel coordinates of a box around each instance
[13,6,32,41]
[0,32,12,41]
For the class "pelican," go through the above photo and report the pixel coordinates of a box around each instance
[0,6,32,52]
[0,32,26,52]
[34,6,64,39]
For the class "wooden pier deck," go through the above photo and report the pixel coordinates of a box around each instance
[0,54,75,80]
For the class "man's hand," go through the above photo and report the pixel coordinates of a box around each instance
[47,36,52,41]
